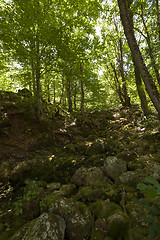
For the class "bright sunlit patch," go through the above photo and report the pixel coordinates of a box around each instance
[48,155,55,161]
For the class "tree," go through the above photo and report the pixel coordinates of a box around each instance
[0,0,103,116]
[117,0,160,117]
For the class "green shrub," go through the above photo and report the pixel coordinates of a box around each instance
[136,176,160,239]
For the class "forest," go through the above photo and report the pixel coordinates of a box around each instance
[1,0,160,239]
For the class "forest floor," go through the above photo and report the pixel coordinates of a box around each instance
[1,91,160,239]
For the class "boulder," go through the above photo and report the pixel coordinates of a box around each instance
[119,171,138,187]
[90,200,121,219]
[107,212,130,240]
[70,167,87,186]
[10,161,31,184]
[21,199,40,221]
[10,212,66,240]
[47,182,61,192]
[90,218,108,240]
[152,165,160,181]
[49,197,93,240]
[59,184,77,197]
[71,166,105,187]
[74,186,106,203]
[10,157,57,184]
[104,156,127,181]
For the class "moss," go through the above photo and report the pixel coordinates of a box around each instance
[130,228,149,240]
[107,213,130,240]
[0,228,15,240]
[90,227,107,240]
[90,200,121,219]
[74,186,95,202]
[40,194,62,212]
[0,223,5,232]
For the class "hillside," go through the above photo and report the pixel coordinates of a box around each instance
[0,91,160,239]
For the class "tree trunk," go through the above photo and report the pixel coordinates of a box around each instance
[45,75,50,103]
[140,5,160,85]
[80,63,85,115]
[31,61,36,97]
[66,77,73,113]
[117,0,160,117]
[59,76,64,106]
[156,0,160,41]
[119,38,131,106]
[110,62,125,106]
[73,82,77,111]
[134,64,150,116]
[53,81,56,105]
[35,40,41,119]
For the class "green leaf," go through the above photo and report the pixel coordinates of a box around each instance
[145,205,160,215]
[144,214,154,224]
[145,176,160,189]
[137,183,148,191]
[148,222,160,238]
[145,188,157,200]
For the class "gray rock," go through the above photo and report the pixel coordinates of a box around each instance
[107,212,130,239]
[60,184,77,197]
[47,182,61,192]
[49,197,93,240]
[104,156,127,180]
[10,212,66,240]
[71,166,105,187]
[21,199,40,221]
[119,171,138,187]
[70,167,87,186]
[152,165,160,181]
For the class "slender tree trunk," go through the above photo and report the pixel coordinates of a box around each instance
[31,61,36,96]
[110,62,125,105]
[119,38,131,106]
[140,5,160,85]
[117,0,160,117]
[59,76,64,106]
[45,75,50,103]
[35,40,41,119]
[73,82,77,111]
[53,81,56,105]
[66,77,72,113]
[156,0,160,41]
[134,64,150,116]
[80,62,85,115]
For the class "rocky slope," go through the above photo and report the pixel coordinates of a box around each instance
[1,91,160,239]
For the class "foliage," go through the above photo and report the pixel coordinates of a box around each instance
[136,176,160,239]
[0,0,160,114]
[13,179,40,216]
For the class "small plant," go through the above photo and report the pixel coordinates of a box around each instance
[13,179,39,216]
[136,176,160,239]
[141,115,157,128]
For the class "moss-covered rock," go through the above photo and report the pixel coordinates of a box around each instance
[90,218,108,240]
[104,156,127,181]
[21,199,40,221]
[59,183,77,197]
[152,165,160,181]
[10,212,66,240]
[74,186,106,203]
[107,212,130,240]
[71,166,106,187]
[90,200,122,219]
[49,197,93,240]
[47,182,61,192]
[119,171,138,187]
